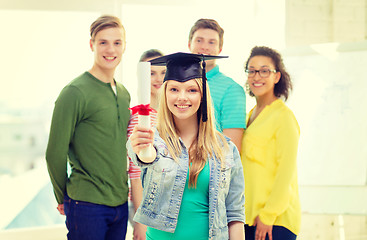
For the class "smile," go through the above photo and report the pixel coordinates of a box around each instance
[252,83,264,87]
[104,56,116,60]
[175,104,191,109]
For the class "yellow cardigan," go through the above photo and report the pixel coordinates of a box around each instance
[241,99,301,235]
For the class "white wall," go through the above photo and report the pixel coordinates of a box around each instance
[283,42,367,214]
[284,42,367,186]
[0,10,100,229]
[0,10,99,115]
[120,0,286,107]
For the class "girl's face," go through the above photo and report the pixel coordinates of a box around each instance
[247,55,280,99]
[145,57,166,98]
[166,79,201,123]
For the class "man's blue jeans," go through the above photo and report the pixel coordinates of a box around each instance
[64,194,128,240]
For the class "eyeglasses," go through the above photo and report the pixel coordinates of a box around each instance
[245,68,277,78]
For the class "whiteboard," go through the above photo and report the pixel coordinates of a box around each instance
[282,42,367,186]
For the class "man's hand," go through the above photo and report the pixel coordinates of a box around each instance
[57,203,65,215]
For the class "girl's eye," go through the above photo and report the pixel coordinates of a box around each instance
[189,89,198,93]
[170,88,178,92]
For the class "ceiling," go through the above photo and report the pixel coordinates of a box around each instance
[0,0,194,12]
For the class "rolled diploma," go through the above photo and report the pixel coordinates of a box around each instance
[137,62,153,158]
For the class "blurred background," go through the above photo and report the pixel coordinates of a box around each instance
[0,0,366,239]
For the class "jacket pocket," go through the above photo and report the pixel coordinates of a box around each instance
[142,154,178,214]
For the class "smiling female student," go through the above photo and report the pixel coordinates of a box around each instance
[127,52,245,240]
[241,46,301,240]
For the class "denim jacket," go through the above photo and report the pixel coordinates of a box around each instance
[127,130,245,239]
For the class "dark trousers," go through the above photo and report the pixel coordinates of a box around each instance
[245,224,297,240]
[63,194,128,240]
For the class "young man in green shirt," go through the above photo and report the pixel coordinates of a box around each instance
[46,15,130,240]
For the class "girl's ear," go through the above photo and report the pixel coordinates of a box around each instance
[274,72,281,84]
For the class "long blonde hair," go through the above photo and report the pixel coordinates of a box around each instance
[157,78,228,188]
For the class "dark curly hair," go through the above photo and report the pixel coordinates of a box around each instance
[244,46,292,101]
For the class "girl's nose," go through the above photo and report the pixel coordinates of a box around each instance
[178,91,187,100]
[253,71,262,81]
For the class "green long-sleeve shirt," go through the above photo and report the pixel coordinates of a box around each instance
[46,71,130,206]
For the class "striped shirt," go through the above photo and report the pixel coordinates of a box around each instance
[206,65,246,131]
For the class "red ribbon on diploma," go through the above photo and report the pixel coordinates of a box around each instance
[129,104,153,116]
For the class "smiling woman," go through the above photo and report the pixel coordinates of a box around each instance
[165,79,202,123]
[242,46,300,240]
[127,52,245,240]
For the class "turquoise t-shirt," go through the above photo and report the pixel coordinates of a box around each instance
[206,65,246,131]
[146,161,210,240]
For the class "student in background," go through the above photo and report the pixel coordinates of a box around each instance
[241,46,301,240]
[188,18,246,151]
[128,52,245,240]
[45,15,130,240]
[128,49,165,240]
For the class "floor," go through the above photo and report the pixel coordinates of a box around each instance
[298,214,367,240]
[0,213,366,239]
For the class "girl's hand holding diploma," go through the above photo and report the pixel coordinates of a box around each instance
[130,125,156,163]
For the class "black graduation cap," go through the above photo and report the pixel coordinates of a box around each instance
[149,52,227,122]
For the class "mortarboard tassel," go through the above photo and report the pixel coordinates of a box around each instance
[201,55,208,122]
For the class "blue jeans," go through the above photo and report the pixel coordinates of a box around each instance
[63,194,128,240]
[245,224,297,240]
